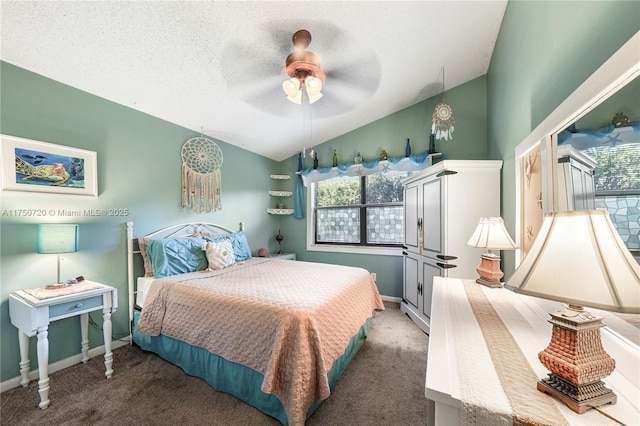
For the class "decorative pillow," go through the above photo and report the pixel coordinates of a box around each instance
[137,237,154,277]
[146,238,208,279]
[203,240,236,270]
[209,232,252,262]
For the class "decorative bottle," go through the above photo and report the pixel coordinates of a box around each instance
[333,150,338,167]
[428,134,436,154]
[313,154,319,169]
[354,152,362,164]
[297,152,302,171]
[405,138,411,157]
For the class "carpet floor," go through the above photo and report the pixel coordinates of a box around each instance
[1,302,429,425]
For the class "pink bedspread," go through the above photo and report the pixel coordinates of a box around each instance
[137,258,384,425]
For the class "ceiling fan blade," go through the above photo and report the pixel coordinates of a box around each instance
[220,42,285,89]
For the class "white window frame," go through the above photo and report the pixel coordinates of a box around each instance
[306,174,404,256]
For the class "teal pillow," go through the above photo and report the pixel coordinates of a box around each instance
[146,238,208,278]
[228,233,252,261]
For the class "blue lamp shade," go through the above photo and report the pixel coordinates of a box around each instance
[37,224,79,254]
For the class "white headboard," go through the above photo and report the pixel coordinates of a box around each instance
[125,221,243,342]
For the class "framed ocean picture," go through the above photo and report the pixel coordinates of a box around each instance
[1,134,97,196]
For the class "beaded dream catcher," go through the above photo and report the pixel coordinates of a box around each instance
[181,136,223,213]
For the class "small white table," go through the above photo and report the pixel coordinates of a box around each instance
[9,281,117,409]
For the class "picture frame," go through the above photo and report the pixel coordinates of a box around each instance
[1,134,98,196]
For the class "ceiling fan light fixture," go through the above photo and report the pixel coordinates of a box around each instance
[305,76,323,96]
[283,78,301,97]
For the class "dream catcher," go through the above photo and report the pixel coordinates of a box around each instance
[181,135,223,213]
[431,67,455,141]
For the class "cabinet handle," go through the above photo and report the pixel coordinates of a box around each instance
[417,218,423,229]
[436,262,457,269]
[402,245,407,250]
[436,254,457,261]
[74,303,84,309]
[402,251,408,256]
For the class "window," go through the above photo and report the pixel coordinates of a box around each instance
[582,144,640,193]
[312,171,411,247]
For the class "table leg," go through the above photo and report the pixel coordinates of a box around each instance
[36,326,50,409]
[80,313,89,363]
[17,331,30,387]
[103,310,113,379]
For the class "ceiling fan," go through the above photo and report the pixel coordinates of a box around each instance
[282,29,325,104]
[220,21,381,118]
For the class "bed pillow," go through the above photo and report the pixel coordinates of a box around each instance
[208,232,253,262]
[137,237,154,277]
[203,240,236,270]
[146,238,209,279]
[227,232,252,261]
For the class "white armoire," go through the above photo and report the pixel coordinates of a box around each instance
[557,144,597,211]
[402,160,502,333]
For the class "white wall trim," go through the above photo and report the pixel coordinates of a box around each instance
[380,295,402,304]
[0,339,129,393]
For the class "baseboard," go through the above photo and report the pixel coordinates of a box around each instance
[380,295,402,304]
[1,338,130,393]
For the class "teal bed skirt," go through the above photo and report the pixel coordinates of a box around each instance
[132,310,371,425]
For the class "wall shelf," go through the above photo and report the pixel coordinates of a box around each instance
[268,174,293,214]
[267,208,294,215]
[268,190,293,197]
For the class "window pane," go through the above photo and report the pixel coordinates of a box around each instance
[316,176,361,207]
[367,206,404,244]
[366,171,411,203]
[316,208,360,243]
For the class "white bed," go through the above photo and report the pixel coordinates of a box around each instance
[125,221,384,426]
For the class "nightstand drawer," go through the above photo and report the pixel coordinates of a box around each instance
[49,295,103,319]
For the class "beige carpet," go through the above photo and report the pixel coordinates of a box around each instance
[1,302,429,425]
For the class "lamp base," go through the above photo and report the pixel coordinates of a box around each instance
[537,374,616,414]
[475,254,504,288]
[475,276,503,288]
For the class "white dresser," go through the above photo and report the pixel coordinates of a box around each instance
[426,277,640,425]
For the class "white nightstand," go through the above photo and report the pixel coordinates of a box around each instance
[9,280,117,409]
[266,253,296,260]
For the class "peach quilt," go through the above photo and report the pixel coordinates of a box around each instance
[137,257,384,425]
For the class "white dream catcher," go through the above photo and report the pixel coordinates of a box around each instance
[431,67,455,141]
[181,136,223,213]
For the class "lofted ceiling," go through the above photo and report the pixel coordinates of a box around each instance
[0,1,507,161]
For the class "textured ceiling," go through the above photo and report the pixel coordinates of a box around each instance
[1,1,507,161]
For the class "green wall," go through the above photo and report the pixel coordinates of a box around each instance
[487,0,640,278]
[0,62,283,381]
[278,75,489,297]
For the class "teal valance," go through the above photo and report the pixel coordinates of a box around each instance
[558,123,639,149]
[299,152,443,187]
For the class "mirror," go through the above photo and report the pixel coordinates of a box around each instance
[515,32,640,350]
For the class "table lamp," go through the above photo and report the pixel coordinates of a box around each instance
[506,210,640,414]
[37,224,79,286]
[466,217,518,288]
